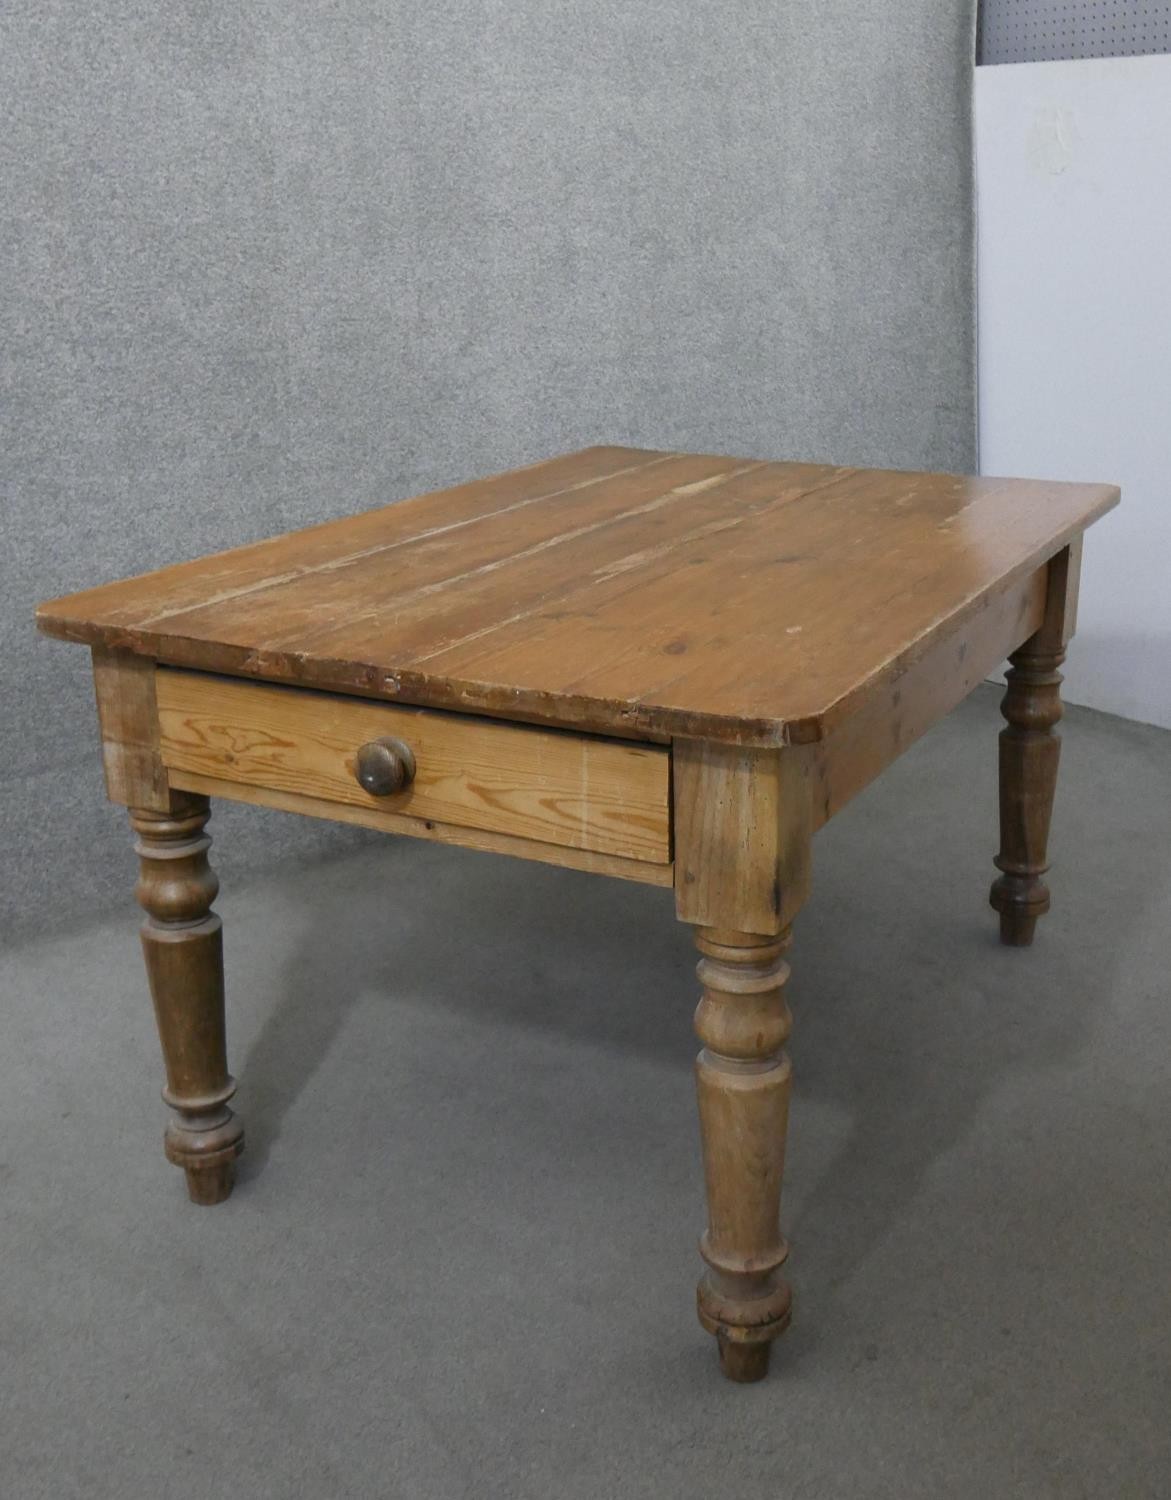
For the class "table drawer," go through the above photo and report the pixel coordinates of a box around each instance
[155,668,671,865]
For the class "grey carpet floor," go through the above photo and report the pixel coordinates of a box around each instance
[2,685,1169,1500]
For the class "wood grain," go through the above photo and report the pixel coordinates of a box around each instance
[91,647,171,810]
[37,447,1120,747]
[155,668,671,864]
[167,769,674,886]
[810,564,1047,828]
[673,740,811,935]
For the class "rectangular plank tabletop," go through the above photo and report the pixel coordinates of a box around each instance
[37,446,1119,745]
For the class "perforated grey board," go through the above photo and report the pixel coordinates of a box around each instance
[978,1,1171,62]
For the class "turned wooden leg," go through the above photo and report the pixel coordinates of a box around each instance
[673,737,810,1382]
[990,640,1065,946]
[131,793,244,1204]
[693,926,794,1382]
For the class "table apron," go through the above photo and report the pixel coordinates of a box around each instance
[809,563,1049,829]
[152,667,673,877]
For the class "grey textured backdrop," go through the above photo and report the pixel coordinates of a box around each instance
[2,2,976,940]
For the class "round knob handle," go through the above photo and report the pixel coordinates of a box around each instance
[355,736,416,797]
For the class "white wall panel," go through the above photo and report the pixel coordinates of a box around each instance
[976,55,1171,728]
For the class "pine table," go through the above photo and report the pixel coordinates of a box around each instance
[37,446,1118,1381]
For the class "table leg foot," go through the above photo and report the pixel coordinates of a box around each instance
[165,1114,244,1205]
[180,1158,238,1206]
[998,908,1039,948]
[716,1333,774,1384]
[692,927,794,1383]
[132,794,245,1202]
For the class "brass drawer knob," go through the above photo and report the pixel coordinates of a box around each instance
[355,736,416,797]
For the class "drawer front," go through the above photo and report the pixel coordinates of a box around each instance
[155,669,671,864]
